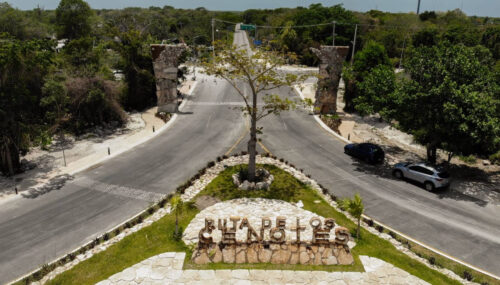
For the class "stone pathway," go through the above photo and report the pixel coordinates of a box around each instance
[96,252,430,285]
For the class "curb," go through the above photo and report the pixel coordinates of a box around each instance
[66,81,198,176]
[293,84,500,281]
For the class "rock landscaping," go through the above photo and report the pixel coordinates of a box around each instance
[232,168,274,190]
[96,252,430,285]
[30,154,477,285]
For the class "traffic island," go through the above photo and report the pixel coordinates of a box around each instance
[32,155,470,285]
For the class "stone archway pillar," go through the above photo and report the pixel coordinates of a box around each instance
[151,44,187,113]
[310,46,349,114]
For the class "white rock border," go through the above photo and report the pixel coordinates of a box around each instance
[17,154,483,285]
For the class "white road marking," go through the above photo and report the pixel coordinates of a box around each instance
[73,177,164,203]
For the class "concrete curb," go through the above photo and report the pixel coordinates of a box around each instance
[66,81,197,176]
[293,84,500,281]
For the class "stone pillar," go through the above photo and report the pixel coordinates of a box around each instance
[310,46,349,114]
[151,44,187,113]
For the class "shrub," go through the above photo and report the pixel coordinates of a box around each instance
[103,233,110,241]
[463,270,473,281]
[222,154,228,159]
[365,219,374,227]
[428,256,436,265]
[207,161,215,167]
[489,150,500,165]
[388,231,397,239]
[376,225,384,233]
[459,154,477,164]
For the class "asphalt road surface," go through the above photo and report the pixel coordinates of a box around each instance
[0,29,499,284]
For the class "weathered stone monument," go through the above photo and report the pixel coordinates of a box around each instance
[191,216,354,265]
[151,44,187,113]
[310,46,350,114]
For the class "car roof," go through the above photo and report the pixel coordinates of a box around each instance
[411,162,440,172]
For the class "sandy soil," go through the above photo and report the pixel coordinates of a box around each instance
[0,79,196,202]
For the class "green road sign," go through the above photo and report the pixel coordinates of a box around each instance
[240,24,256,31]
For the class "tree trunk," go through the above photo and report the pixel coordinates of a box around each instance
[447,152,454,164]
[247,86,258,182]
[357,218,361,240]
[426,143,437,164]
[1,140,16,176]
[175,215,179,236]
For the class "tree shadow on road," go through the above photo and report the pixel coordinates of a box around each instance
[348,154,490,207]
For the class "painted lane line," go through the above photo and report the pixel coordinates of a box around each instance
[73,177,164,203]
[293,83,500,280]
[67,81,198,176]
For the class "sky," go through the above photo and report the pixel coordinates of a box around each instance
[7,0,500,17]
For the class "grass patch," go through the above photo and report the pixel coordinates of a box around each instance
[47,203,198,285]
[47,163,470,285]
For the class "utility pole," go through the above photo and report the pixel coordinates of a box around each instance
[332,21,336,46]
[211,18,215,58]
[417,0,421,15]
[350,24,358,66]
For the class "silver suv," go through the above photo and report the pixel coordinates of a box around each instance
[392,162,450,191]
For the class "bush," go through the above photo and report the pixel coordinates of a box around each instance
[376,225,384,233]
[463,270,473,281]
[459,154,477,164]
[489,150,500,165]
[428,256,436,265]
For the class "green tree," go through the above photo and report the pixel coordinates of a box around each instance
[481,26,500,60]
[55,0,92,39]
[203,42,308,181]
[391,44,500,163]
[354,65,396,117]
[340,194,364,240]
[0,38,54,174]
[41,76,70,133]
[170,194,184,238]
[344,40,391,112]
[412,27,439,47]
[113,30,156,111]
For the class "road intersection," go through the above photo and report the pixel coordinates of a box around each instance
[0,29,498,284]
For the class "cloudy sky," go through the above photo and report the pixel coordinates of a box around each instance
[7,0,500,17]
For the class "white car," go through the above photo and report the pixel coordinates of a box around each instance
[392,162,450,191]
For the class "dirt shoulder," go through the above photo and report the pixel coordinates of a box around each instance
[0,79,196,203]
[296,78,500,205]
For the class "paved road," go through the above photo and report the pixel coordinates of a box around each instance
[230,30,500,276]
[0,28,499,284]
[0,73,247,284]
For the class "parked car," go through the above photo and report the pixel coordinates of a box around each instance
[344,143,385,164]
[392,162,450,191]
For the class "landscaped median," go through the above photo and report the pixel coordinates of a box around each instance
[18,155,495,285]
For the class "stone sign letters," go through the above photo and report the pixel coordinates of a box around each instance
[191,216,354,265]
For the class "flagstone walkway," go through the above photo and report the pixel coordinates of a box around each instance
[96,252,429,285]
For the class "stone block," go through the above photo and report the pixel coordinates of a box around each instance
[222,246,236,263]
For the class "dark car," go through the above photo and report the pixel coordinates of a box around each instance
[344,143,385,164]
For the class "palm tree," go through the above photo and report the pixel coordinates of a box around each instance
[170,195,184,237]
[340,194,364,240]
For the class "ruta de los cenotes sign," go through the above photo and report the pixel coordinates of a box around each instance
[191,216,354,265]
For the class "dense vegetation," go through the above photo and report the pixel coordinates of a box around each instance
[1,1,499,174]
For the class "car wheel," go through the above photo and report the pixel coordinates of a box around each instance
[424,181,435,191]
[393,170,403,179]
